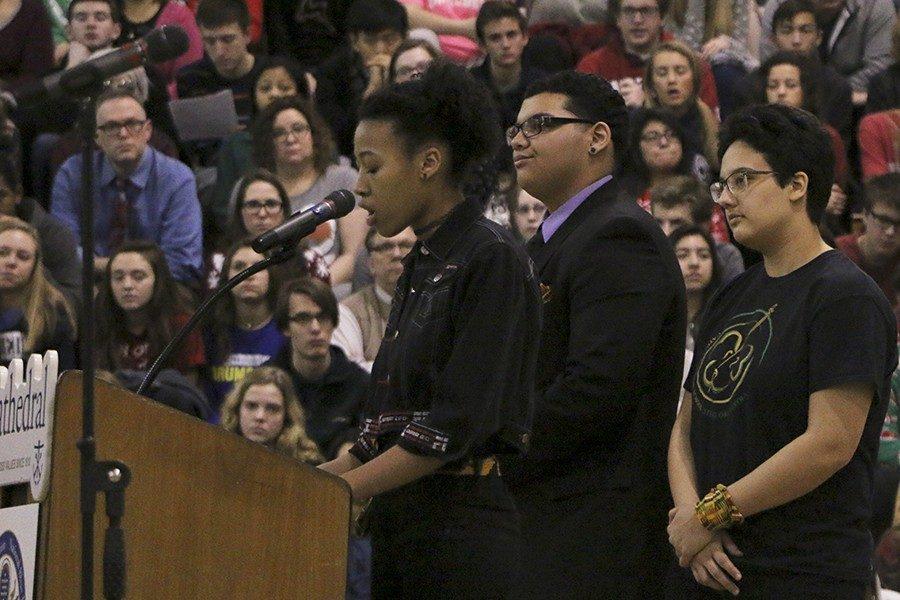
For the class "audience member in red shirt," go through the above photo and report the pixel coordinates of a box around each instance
[859,109,900,181]
[835,174,900,316]
[576,0,719,112]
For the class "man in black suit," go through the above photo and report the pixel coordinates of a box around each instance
[505,70,687,599]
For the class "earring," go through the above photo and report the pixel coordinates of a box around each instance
[589,147,598,155]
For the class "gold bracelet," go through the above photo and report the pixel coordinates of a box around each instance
[695,484,744,531]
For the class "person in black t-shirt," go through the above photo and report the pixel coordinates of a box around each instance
[667,104,898,599]
[175,0,270,126]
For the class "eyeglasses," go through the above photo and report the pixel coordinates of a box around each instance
[506,115,595,145]
[867,209,900,232]
[288,310,330,326]
[273,123,310,142]
[96,119,147,136]
[241,199,283,212]
[620,5,660,20]
[369,241,415,254]
[640,130,676,144]
[710,169,775,203]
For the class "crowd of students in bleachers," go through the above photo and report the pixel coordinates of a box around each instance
[0,0,897,594]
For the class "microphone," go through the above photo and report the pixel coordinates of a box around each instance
[252,190,357,253]
[12,25,190,105]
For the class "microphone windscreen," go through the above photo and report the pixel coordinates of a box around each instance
[146,26,190,63]
[328,189,357,218]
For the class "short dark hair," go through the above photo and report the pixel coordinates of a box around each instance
[524,70,629,168]
[252,95,336,174]
[251,56,312,113]
[359,61,500,184]
[757,51,820,115]
[95,87,145,116]
[864,173,900,213]
[771,0,818,33]
[650,175,713,223]
[607,0,670,26]
[276,277,339,330]
[196,0,250,31]
[475,1,527,42]
[345,0,408,35]
[67,0,120,23]
[718,104,834,224]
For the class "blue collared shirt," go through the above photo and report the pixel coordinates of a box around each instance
[541,175,613,243]
[51,147,203,283]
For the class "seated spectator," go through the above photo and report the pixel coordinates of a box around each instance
[0,216,77,369]
[868,19,900,113]
[508,186,546,243]
[760,0,896,106]
[576,0,719,111]
[175,0,269,125]
[835,173,900,312]
[643,40,719,172]
[263,0,348,70]
[182,0,262,47]
[203,239,287,418]
[267,276,368,461]
[116,0,202,94]
[220,365,324,462]
[859,109,900,180]
[208,57,311,239]
[754,0,853,143]
[332,226,415,371]
[206,168,329,292]
[51,88,203,284]
[389,38,440,83]
[0,150,80,306]
[251,96,366,293]
[665,0,758,118]
[469,1,546,128]
[757,50,852,234]
[399,0,482,64]
[315,0,407,158]
[622,108,704,211]
[94,240,205,381]
[669,223,721,351]
[649,174,744,281]
[0,0,54,89]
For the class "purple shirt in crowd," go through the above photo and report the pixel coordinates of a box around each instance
[541,175,613,243]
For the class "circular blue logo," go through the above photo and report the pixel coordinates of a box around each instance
[0,530,26,600]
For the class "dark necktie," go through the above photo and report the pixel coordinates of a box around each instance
[110,177,130,253]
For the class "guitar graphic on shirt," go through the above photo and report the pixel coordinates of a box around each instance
[698,305,777,406]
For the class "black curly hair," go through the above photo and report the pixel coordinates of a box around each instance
[357,61,501,186]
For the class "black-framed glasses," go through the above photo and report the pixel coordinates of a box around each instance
[506,115,595,145]
[288,310,330,326]
[96,119,147,136]
[640,130,676,144]
[241,199,283,212]
[867,209,900,231]
[710,169,775,203]
[273,123,310,142]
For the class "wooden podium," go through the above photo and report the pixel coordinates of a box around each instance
[35,372,351,598]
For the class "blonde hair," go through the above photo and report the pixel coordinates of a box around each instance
[668,0,733,39]
[0,217,77,353]
[220,366,324,464]
[643,40,719,170]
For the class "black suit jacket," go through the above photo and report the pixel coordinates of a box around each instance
[506,179,686,599]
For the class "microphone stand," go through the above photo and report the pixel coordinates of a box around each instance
[138,244,297,395]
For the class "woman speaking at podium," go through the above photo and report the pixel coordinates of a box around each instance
[318,62,541,598]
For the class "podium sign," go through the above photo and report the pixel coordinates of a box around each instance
[0,352,58,501]
[0,503,39,600]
